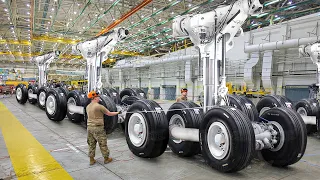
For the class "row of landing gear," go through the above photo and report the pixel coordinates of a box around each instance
[15,84,307,173]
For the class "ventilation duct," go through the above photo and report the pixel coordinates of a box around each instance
[244,53,259,89]
[244,36,320,53]
[113,54,199,69]
[261,51,273,91]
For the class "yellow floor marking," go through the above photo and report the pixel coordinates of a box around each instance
[0,102,73,180]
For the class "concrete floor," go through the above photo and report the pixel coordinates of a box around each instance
[1,96,320,180]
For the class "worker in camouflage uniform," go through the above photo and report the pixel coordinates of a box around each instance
[86,90,120,165]
[176,88,188,102]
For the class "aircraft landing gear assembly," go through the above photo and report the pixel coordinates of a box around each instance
[15,51,64,110]
[121,0,307,173]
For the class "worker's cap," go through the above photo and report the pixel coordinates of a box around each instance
[181,88,188,93]
[87,90,100,99]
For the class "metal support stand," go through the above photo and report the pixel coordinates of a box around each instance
[28,51,60,99]
[68,28,128,115]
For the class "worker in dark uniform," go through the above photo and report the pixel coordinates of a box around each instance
[86,90,120,165]
[176,88,188,102]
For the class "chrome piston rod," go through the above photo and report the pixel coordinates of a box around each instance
[300,115,317,125]
[67,104,84,115]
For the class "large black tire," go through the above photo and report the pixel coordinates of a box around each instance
[260,107,307,167]
[135,88,148,99]
[102,88,111,97]
[256,95,293,115]
[58,87,69,97]
[120,88,147,100]
[27,84,38,104]
[107,88,121,105]
[200,106,255,173]
[45,88,67,121]
[37,86,48,110]
[294,99,319,134]
[167,101,203,157]
[227,94,259,122]
[125,99,169,158]
[121,96,142,106]
[99,95,118,134]
[66,90,86,123]
[15,84,28,104]
[82,95,118,134]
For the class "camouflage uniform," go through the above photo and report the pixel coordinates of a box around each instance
[87,126,109,158]
[86,102,111,159]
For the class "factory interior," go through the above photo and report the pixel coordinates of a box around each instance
[2,0,320,179]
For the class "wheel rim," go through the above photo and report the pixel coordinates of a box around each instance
[269,121,285,152]
[39,91,46,106]
[16,87,22,100]
[260,107,270,116]
[169,114,186,144]
[28,89,33,99]
[128,113,147,147]
[67,97,76,115]
[297,107,307,116]
[122,95,129,101]
[46,95,56,115]
[207,121,230,160]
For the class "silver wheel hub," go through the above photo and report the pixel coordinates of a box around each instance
[39,92,46,106]
[269,121,285,152]
[46,95,56,115]
[169,114,186,144]
[297,107,307,116]
[67,97,76,115]
[207,121,230,160]
[28,89,33,99]
[128,113,147,147]
[16,87,22,100]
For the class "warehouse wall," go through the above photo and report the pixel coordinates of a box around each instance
[107,13,320,100]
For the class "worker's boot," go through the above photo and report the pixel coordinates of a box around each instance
[90,157,96,165]
[104,157,113,164]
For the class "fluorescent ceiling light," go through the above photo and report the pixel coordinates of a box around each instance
[264,0,280,6]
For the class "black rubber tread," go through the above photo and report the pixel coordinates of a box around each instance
[256,95,292,114]
[166,101,203,157]
[102,88,111,97]
[27,84,38,104]
[120,88,137,100]
[120,88,147,100]
[58,87,69,97]
[294,98,318,134]
[134,88,148,99]
[106,88,121,105]
[260,107,307,167]
[200,106,255,173]
[239,96,259,122]
[121,96,142,106]
[99,95,118,134]
[15,84,28,104]
[55,83,62,88]
[37,86,48,110]
[66,90,86,123]
[125,99,169,158]
[45,88,67,121]
[227,94,257,122]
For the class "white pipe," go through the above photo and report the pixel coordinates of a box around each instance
[170,126,199,142]
[113,55,199,69]
[244,36,320,53]
[67,104,84,115]
[300,115,317,125]
[28,93,37,99]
